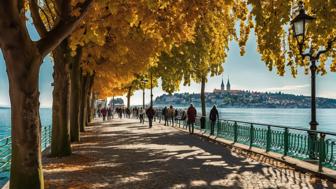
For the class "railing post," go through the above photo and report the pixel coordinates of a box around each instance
[250,123,254,148]
[319,133,326,172]
[284,128,289,156]
[234,122,238,143]
[216,121,221,136]
[266,125,271,152]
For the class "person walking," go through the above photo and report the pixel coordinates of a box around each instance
[187,104,197,134]
[175,109,178,121]
[126,108,130,118]
[146,106,156,128]
[101,107,107,121]
[107,107,112,120]
[209,105,219,135]
[168,105,175,126]
[162,106,168,126]
[118,108,122,119]
[139,107,145,124]
[181,109,187,128]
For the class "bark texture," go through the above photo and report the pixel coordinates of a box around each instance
[0,1,93,188]
[51,40,72,156]
[88,76,95,123]
[86,90,93,125]
[0,2,44,188]
[70,49,82,140]
[127,87,132,109]
[79,75,89,131]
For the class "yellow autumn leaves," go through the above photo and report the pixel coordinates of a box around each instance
[46,0,336,98]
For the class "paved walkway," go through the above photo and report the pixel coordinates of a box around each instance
[43,119,335,189]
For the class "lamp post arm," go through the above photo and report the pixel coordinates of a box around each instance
[301,52,311,59]
[315,39,335,60]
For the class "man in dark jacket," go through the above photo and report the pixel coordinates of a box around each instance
[146,106,156,128]
[162,106,168,126]
[187,104,197,134]
[209,105,219,135]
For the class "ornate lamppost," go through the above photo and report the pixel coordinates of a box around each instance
[291,1,334,157]
[150,72,153,107]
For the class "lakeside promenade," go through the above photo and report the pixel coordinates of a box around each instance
[40,118,335,189]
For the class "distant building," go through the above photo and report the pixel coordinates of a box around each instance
[226,78,231,91]
[214,77,231,93]
[221,78,225,92]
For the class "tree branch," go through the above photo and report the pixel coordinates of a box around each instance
[37,0,93,58]
[29,0,48,38]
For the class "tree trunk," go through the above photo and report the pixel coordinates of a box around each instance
[51,40,72,156]
[85,75,94,125]
[0,1,92,187]
[6,53,44,189]
[7,57,44,189]
[88,76,95,123]
[86,89,93,125]
[201,77,206,117]
[79,75,90,131]
[0,5,45,188]
[127,87,132,109]
[70,49,82,140]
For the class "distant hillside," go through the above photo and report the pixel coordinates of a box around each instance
[154,91,336,108]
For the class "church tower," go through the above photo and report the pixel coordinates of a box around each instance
[221,78,225,92]
[226,77,231,91]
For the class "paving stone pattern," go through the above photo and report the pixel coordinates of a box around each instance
[43,119,336,189]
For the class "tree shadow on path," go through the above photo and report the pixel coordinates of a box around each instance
[43,119,335,189]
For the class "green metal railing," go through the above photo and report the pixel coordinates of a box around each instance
[154,112,336,172]
[0,125,52,181]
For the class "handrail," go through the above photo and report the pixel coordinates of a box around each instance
[0,137,11,144]
[154,111,336,172]
[195,115,336,136]
[0,125,52,185]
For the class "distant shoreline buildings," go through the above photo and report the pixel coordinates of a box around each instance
[154,77,336,108]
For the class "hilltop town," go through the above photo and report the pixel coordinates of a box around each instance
[154,78,336,108]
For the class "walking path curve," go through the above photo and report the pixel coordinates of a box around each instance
[43,119,335,189]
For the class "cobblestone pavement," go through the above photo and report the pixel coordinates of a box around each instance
[43,119,336,189]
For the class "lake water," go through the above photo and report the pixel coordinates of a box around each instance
[217,108,336,132]
[172,107,336,133]
[0,108,52,138]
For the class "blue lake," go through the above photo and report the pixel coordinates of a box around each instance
[0,108,52,138]
[172,107,336,133]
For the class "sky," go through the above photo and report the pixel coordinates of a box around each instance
[1,20,336,107]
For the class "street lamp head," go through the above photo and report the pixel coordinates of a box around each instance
[291,1,315,48]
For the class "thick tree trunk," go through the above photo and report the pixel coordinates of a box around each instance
[0,1,92,188]
[85,79,91,125]
[201,77,206,117]
[51,40,72,156]
[86,89,92,125]
[88,76,95,123]
[86,75,94,125]
[70,49,82,140]
[7,54,44,189]
[0,4,44,188]
[127,87,132,109]
[8,58,44,189]
[79,75,89,131]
